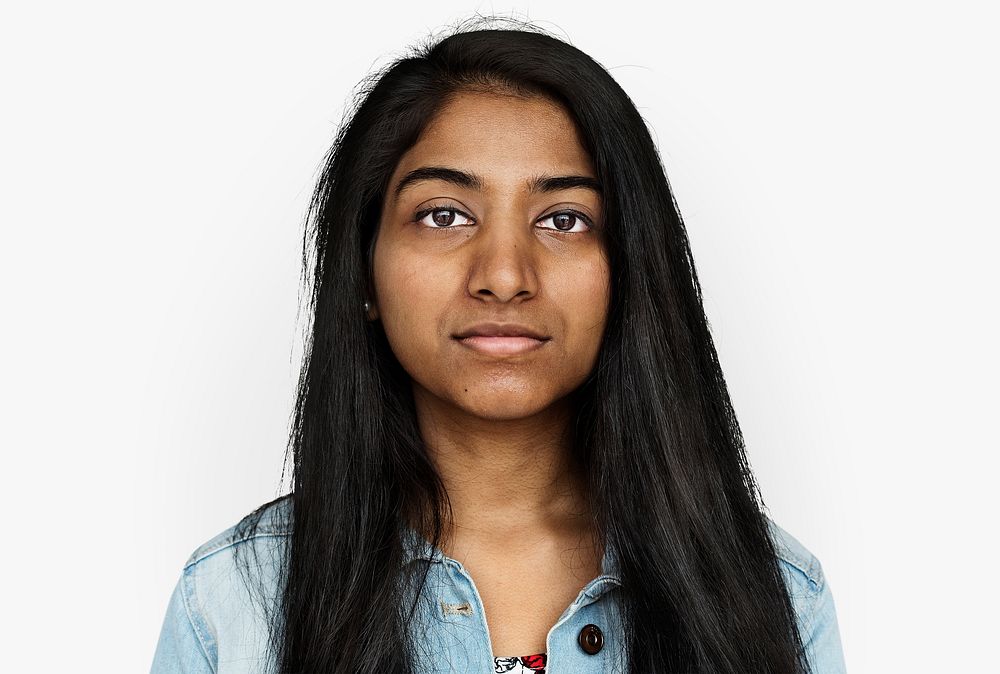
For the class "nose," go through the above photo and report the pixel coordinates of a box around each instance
[465,212,540,304]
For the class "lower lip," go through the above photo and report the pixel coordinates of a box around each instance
[456,335,548,355]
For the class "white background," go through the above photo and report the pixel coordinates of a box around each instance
[2,1,997,671]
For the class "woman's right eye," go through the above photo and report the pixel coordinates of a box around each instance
[414,207,474,228]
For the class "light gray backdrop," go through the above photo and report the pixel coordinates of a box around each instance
[2,1,996,671]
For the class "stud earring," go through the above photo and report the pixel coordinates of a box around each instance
[362,300,371,313]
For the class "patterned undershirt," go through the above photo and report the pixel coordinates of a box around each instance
[493,652,546,673]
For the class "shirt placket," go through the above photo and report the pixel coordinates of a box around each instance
[401,526,625,674]
[435,557,624,674]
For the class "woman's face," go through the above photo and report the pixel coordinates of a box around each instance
[371,90,610,422]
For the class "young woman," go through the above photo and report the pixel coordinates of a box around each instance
[152,20,846,674]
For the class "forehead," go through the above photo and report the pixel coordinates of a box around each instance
[389,91,595,192]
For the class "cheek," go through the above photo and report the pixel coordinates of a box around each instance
[566,258,611,343]
[373,249,450,362]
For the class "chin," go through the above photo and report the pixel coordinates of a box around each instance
[458,390,553,421]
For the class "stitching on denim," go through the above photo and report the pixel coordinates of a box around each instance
[802,571,829,649]
[767,519,822,590]
[184,531,292,569]
[776,552,822,592]
[583,575,622,600]
[182,566,218,673]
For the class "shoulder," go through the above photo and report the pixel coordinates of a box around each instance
[183,495,294,570]
[764,517,829,633]
[764,517,848,671]
[765,516,825,594]
[171,497,293,671]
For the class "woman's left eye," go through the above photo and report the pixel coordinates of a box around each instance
[537,211,593,233]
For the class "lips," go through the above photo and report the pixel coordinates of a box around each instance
[452,322,550,356]
[455,335,548,356]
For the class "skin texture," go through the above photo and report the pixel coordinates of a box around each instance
[369,90,611,654]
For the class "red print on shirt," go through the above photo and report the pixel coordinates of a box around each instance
[493,652,546,673]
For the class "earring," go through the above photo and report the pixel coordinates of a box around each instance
[362,300,371,313]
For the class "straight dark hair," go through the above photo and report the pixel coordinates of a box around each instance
[234,16,810,674]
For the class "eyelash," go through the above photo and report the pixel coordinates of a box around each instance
[412,205,595,232]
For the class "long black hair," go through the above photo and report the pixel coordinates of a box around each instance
[233,16,810,674]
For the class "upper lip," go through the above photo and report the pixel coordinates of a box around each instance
[454,322,550,340]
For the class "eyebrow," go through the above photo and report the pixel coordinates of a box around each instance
[392,165,603,202]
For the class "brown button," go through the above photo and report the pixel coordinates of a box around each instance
[578,623,604,655]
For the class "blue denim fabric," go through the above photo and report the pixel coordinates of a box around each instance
[151,498,846,673]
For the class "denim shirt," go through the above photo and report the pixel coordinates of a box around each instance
[151,498,847,673]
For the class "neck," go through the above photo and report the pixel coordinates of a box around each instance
[409,384,592,549]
